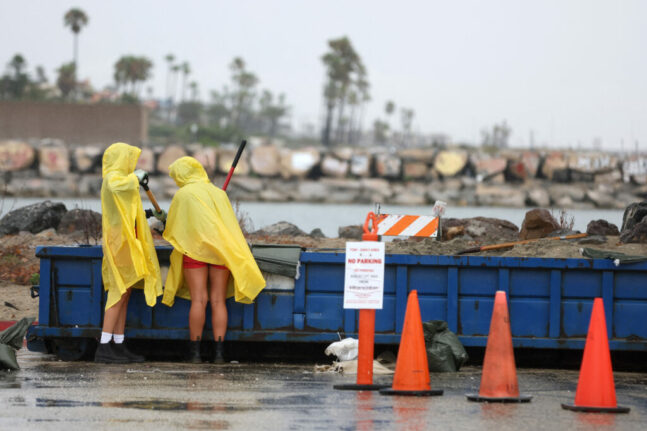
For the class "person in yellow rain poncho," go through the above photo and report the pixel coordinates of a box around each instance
[162,156,265,363]
[94,142,163,364]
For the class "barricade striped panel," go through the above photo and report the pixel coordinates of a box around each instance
[376,215,439,237]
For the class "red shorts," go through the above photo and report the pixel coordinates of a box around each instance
[182,255,227,271]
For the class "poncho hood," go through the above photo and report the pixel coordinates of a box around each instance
[169,156,210,187]
[102,142,141,178]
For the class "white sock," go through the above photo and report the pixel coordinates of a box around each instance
[100,332,113,344]
[113,334,124,344]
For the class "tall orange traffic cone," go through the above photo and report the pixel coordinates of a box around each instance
[466,290,532,402]
[380,290,443,396]
[562,298,630,413]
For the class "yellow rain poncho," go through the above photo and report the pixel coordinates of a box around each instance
[101,143,162,310]
[162,156,265,306]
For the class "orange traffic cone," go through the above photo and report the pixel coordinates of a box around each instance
[466,290,531,402]
[562,298,630,413]
[380,290,443,396]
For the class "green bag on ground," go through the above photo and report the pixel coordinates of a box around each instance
[422,320,469,372]
[0,317,36,370]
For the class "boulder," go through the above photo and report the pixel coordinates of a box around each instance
[135,147,155,173]
[332,147,354,161]
[0,200,67,235]
[621,156,647,185]
[521,151,540,178]
[433,150,467,177]
[390,183,427,205]
[585,190,623,209]
[297,181,329,202]
[309,228,326,238]
[506,151,539,181]
[473,156,507,181]
[548,184,586,202]
[427,179,464,204]
[157,145,187,174]
[319,179,362,203]
[594,170,622,185]
[519,208,560,240]
[475,184,526,207]
[485,173,506,184]
[72,146,103,173]
[57,208,102,239]
[541,152,569,181]
[229,176,264,193]
[217,146,250,175]
[527,188,551,207]
[441,217,519,242]
[568,153,617,181]
[398,148,435,164]
[586,219,619,236]
[374,153,402,179]
[359,178,392,202]
[280,147,320,179]
[402,161,428,179]
[191,146,218,176]
[620,201,647,232]
[350,154,371,177]
[321,155,349,178]
[39,144,70,177]
[338,225,363,239]
[620,220,647,244]
[78,175,103,196]
[0,140,35,172]
[256,221,307,236]
[250,145,281,177]
[259,188,288,201]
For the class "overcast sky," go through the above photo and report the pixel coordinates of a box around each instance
[1,0,645,150]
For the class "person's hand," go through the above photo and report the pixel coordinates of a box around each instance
[134,169,148,186]
[153,209,167,223]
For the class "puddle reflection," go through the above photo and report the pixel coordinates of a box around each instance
[355,391,375,431]
[35,398,251,412]
[394,396,428,431]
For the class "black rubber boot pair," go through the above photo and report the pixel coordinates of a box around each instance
[94,342,145,363]
[214,338,225,364]
[188,340,202,363]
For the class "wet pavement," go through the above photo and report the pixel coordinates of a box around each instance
[1,349,646,430]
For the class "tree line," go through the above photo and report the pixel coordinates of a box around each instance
[0,7,431,147]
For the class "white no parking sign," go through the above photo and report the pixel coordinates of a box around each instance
[343,241,385,309]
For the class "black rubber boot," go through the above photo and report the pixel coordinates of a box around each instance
[188,340,201,363]
[112,342,145,363]
[213,338,225,364]
[94,342,129,364]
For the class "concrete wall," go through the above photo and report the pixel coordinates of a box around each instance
[0,101,148,145]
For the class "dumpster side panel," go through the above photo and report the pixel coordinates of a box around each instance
[28,247,647,351]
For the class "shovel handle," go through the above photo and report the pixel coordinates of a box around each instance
[145,188,162,213]
[222,140,247,191]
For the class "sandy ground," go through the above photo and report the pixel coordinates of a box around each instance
[0,282,38,322]
[2,230,647,322]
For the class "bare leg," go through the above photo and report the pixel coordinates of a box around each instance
[114,288,132,335]
[185,266,209,341]
[208,267,229,341]
[101,288,131,334]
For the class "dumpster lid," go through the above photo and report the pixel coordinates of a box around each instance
[581,247,647,265]
[251,244,304,278]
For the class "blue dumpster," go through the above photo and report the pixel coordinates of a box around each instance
[27,245,647,359]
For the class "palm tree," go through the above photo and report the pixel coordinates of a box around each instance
[63,8,89,78]
[164,53,175,102]
[180,61,190,102]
